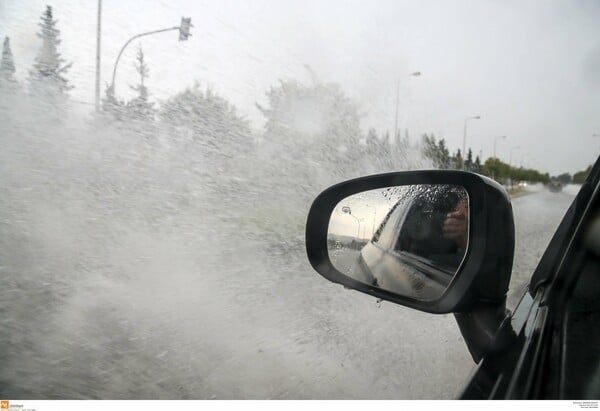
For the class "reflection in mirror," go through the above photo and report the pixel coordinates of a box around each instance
[328,184,469,301]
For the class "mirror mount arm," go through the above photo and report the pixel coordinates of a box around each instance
[454,300,517,363]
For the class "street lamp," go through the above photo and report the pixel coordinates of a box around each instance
[462,116,481,170]
[95,0,102,112]
[394,71,421,139]
[493,135,506,159]
[509,146,520,188]
[365,204,377,237]
[342,206,361,242]
[108,17,193,97]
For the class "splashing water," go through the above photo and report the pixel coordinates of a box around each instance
[0,83,473,399]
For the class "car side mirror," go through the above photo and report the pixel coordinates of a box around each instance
[305,170,515,314]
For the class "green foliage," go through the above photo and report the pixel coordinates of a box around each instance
[482,157,549,184]
[452,149,463,170]
[422,134,450,169]
[555,172,572,184]
[473,155,482,174]
[573,165,592,184]
[464,148,473,171]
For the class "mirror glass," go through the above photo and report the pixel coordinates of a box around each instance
[327,184,469,301]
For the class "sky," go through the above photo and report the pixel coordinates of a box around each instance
[1,0,599,175]
[329,188,395,240]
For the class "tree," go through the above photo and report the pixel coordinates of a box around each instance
[473,155,482,174]
[256,79,363,175]
[483,157,509,182]
[483,157,549,184]
[452,149,463,170]
[556,173,572,185]
[436,139,450,169]
[365,128,393,170]
[464,148,473,171]
[28,6,72,100]
[102,84,126,120]
[125,46,155,122]
[573,165,592,184]
[160,84,252,156]
[0,37,17,87]
[422,133,437,163]
[249,78,365,242]
[0,35,24,131]
[422,134,452,169]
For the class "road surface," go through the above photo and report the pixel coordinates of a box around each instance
[0,184,579,399]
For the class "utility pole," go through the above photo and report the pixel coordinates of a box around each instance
[394,71,421,139]
[509,146,520,188]
[95,0,102,112]
[462,115,480,170]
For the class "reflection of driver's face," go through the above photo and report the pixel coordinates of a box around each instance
[442,198,468,250]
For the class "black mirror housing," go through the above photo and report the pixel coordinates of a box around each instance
[305,170,515,314]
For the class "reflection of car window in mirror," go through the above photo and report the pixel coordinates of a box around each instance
[327,184,469,302]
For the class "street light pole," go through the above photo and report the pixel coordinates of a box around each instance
[342,207,361,245]
[509,146,520,188]
[462,115,481,170]
[94,0,102,112]
[394,71,421,139]
[108,18,192,97]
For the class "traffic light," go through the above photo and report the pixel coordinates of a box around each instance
[179,17,192,41]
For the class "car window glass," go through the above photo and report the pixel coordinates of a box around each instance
[1,0,597,400]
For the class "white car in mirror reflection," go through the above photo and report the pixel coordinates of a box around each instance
[357,186,469,301]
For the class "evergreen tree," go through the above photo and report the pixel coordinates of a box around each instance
[126,46,155,121]
[474,155,482,173]
[0,37,17,87]
[28,6,72,99]
[422,134,450,169]
[422,133,435,161]
[102,84,126,120]
[0,36,22,116]
[453,149,463,170]
[465,148,474,171]
[436,139,450,169]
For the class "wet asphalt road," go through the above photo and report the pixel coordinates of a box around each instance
[508,183,579,309]
[0,184,579,400]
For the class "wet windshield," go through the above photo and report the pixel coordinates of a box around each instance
[1,0,598,400]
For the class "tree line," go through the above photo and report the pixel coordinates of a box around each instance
[421,131,593,185]
[0,5,593,186]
